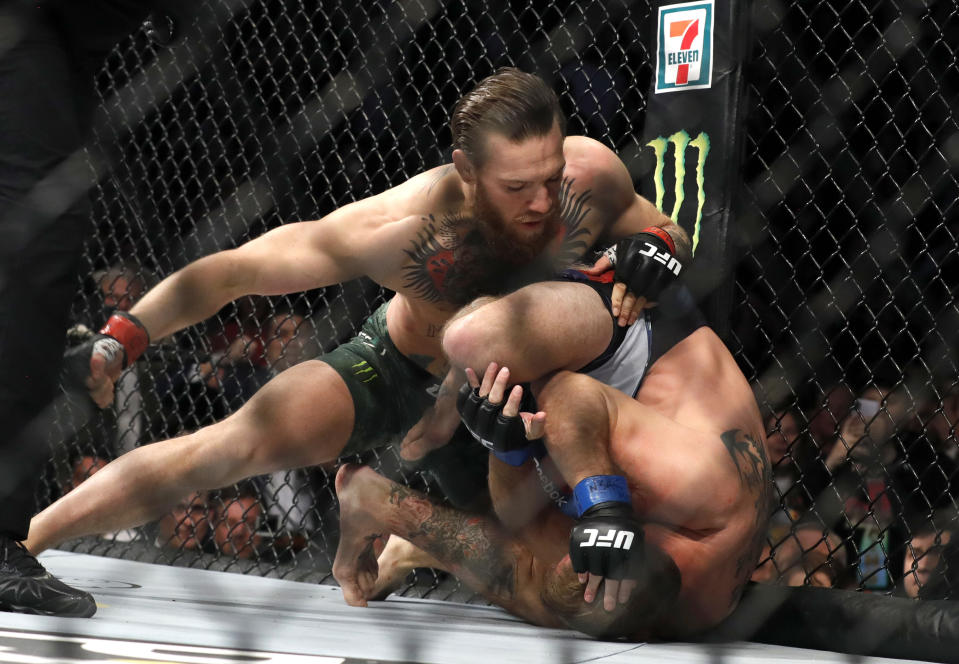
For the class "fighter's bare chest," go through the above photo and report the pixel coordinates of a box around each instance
[394,181,602,307]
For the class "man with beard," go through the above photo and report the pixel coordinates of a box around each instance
[25,68,689,555]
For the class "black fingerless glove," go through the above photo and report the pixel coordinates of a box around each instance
[569,475,644,580]
[611,227,683,302]
[456,382,539,466]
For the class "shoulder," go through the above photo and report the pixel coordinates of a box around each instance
[558,136,636,230]
[365,164,462,219]
[561,136,633,199]
[563,136,628,178]
[329,164,461,239]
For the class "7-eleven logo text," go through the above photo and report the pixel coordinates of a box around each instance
[668,19,700,84]
[656,2,713,93]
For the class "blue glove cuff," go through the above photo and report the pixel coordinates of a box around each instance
[491,439,547,466]
[492,447,533,466]
[573,475,630,518]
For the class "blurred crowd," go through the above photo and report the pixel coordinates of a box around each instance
[52,260,341,562]
[752,380,959,598]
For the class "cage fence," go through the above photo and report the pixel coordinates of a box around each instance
[39,0,959,614]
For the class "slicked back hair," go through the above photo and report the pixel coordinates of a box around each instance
[450,67,566,167]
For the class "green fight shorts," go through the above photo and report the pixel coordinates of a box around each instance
[320,300,488,508]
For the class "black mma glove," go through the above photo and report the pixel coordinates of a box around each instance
[61,311,150,392]
[569,475,644,580]
[456,382,539,466]
[607,226,683,302]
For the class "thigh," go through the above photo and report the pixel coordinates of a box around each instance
[444,280,615,382]
[321,313,437,455]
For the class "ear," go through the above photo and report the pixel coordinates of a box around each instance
[452,149,476,184]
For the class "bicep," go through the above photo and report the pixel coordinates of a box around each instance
[579,143,673,243]
[231,221,360,296]
[232,199,402,295]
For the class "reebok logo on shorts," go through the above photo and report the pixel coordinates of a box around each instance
[655,0,714,94]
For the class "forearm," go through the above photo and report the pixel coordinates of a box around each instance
[537,371,617,486]
[659,221,692,264]
[128,251,248,341]
[383,481,546,618]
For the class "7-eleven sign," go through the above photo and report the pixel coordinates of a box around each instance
[655,1,714,93]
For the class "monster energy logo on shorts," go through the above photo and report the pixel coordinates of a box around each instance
[646,130,710,254]
[352,360,377,383]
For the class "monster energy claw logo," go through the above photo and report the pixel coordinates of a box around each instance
[352,360,378,383]
[647,130,709,254]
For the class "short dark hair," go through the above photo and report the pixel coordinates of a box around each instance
[450,67,566,166]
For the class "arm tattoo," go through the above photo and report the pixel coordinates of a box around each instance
[387,484,517,601]
[720,429,773,607]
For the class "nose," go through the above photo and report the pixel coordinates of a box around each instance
[528,184,552,215]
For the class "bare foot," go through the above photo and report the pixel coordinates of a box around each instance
[368,535,443,601]
[332,464,392,607]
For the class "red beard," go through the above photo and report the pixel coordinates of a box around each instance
[472,183,561,265]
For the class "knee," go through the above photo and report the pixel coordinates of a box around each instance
[441,313,483,369]
[441,297,506,370]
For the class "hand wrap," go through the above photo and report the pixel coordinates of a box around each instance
[61,312,149,392]
[457,382,539,466]
[609,227,683,302]
[98,311,150,368]
[569,475,644,580]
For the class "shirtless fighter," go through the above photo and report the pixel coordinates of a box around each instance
[24,68,688,555]
[332,273,771,639]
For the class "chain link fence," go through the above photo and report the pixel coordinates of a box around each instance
[39,0,959,606]
[734,0,959,598]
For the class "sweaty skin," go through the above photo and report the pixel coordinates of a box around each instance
[25,128,683,556]
[335,322,771,638]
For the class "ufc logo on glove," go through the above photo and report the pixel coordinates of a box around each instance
[579,527,635,550]
[639,242,682,276]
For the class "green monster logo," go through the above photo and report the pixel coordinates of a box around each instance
[646,130,710,255]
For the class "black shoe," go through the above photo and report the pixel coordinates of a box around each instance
[0,535,96,617]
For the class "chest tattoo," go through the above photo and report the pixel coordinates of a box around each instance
[401,178,596,306]
[555,177,595,266]
[401,214,467,304]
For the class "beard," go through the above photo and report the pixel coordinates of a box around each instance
[434,185,561,307]
[471,183,562,266]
